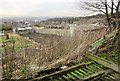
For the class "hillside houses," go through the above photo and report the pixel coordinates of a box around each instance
[13,21,35,34]
[0,31,4,36]
[89,18,107,26]
[13,26,35,34]
[45,22,70,29]
[38,15,107,30]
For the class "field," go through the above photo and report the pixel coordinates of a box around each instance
[33,27,70,36]
[33,25,104,37]
[0,34,32,51]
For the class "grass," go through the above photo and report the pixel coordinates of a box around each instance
[33,27,70,36]
[0,36,5,44]
[0,35,32,51]
[90,38,106,48]
[11,36,31,51]
[1,34,33,79]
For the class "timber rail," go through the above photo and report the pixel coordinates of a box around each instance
[28,29,120,81]
[29,54,120,81]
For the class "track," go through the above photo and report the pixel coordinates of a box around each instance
[93,71,120,81]
[45,63,110,81]
[30,60,119,81]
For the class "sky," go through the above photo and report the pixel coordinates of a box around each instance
[0,0,94,17]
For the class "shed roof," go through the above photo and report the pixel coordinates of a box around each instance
[18,27,26,31]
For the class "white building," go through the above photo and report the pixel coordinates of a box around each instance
[69,24,76,37]
[13,26,35,34]
[0,31,4,36]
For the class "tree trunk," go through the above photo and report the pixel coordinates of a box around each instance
[111,0,114,16]
[116,0,120,28]
[115,0,120,69]
[111,0,116,27]
[105,0,111,30]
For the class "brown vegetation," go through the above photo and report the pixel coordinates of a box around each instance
[2,27,110,79]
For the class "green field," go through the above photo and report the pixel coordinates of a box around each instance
[0,37,3,44]
[0,36,32,51]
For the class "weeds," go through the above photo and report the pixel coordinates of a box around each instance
[1,27,109,79]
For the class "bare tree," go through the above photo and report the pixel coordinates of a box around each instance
[116,0,120,28]
[80,0,120,66]
[80,0,120,29]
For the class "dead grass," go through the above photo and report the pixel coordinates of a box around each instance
[2,27,110,79]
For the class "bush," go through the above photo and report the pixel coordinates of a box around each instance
[1,24,13,30]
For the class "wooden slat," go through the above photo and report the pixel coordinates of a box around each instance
[74,70,84,77]
[86,54,120,73]
[32,62,92,80]
[70,72,81,79]
[81,69,112,81]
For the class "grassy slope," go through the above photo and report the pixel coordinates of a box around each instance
[0,34,32,51]
[89,29,119,64]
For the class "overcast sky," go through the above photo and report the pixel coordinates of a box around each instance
[0,0,97,17]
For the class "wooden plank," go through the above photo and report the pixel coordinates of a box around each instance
[86,54,120,73]
[78,69,87,75]
[107,75,116,79]
[70,72,81,79]
[104,76,111,80]
[58,77,65,81]
[88,65,99,72]
[110,73,120,79]
[90,38,106,48]
[33,62,92,80]
[81,69,112,81]
[74,70,84,77]
[63,75,72,81]
[92,64,103,70]
[67,73,76,80]
[85,67,95,73]
[82,68,93,74]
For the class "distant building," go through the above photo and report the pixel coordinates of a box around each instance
[69,24,76,37]
[0,31,4,36]
[46,26,64,29]
[13,26,35,34]
[89,18,107,26]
